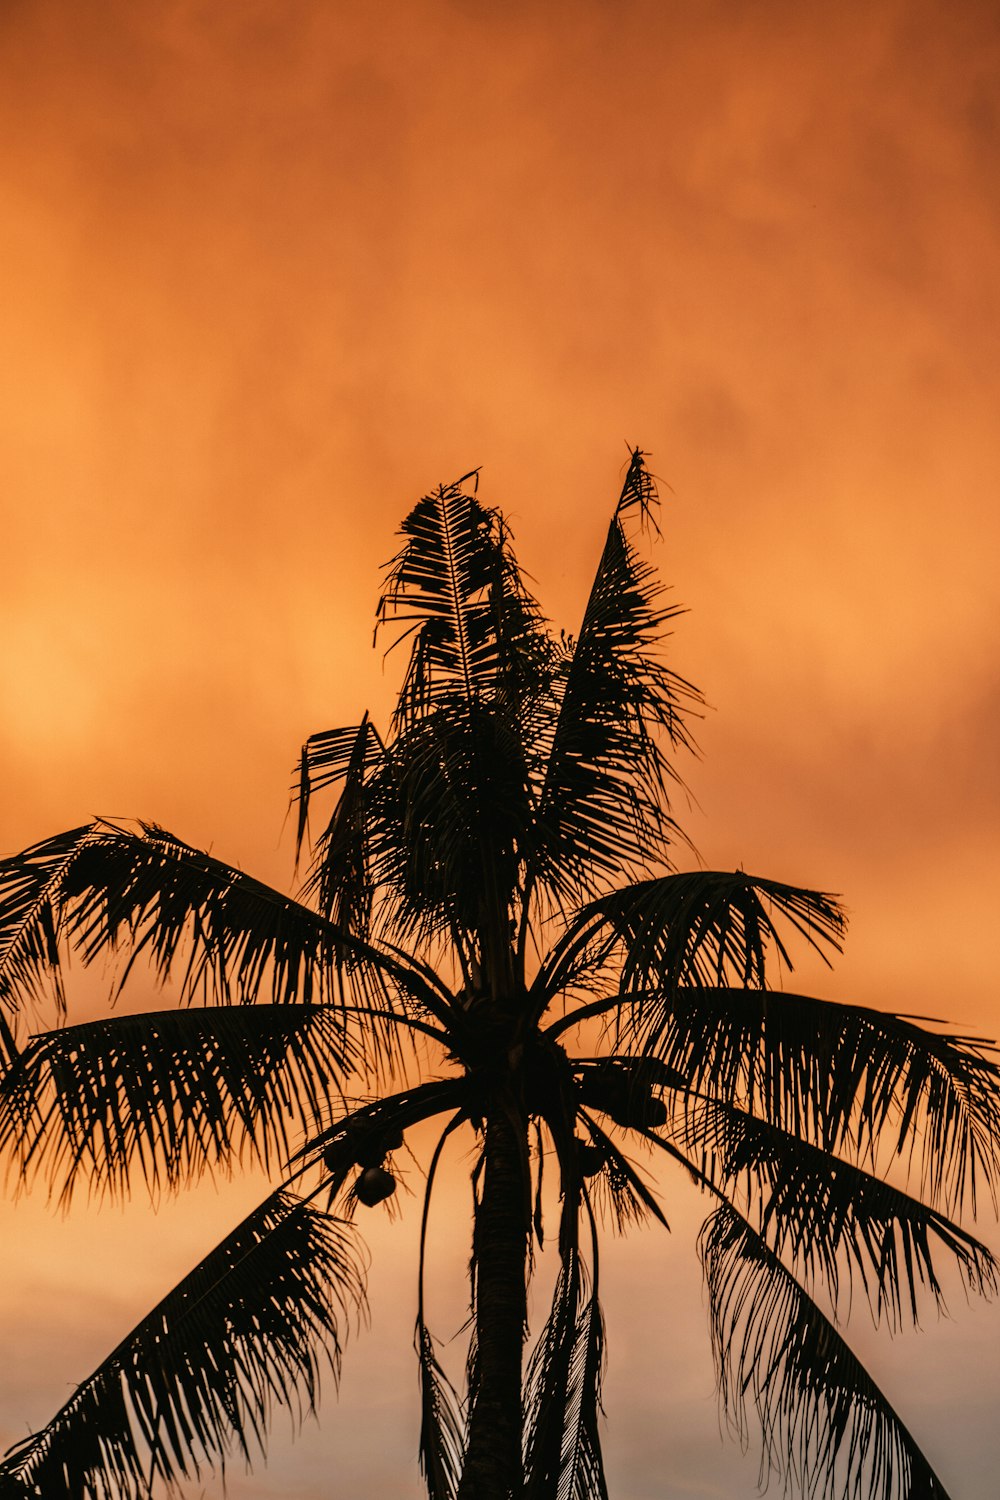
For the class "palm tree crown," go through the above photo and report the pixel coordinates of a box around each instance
[0,451,997,1500]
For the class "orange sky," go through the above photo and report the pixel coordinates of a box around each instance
[2,1,999,1495]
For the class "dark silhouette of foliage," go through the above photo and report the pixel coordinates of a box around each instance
[0,451,997,1499]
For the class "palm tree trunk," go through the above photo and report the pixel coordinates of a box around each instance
[458,1106,529,1500]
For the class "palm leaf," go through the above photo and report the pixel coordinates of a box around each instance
[415,1117,468,1500]
[523,1242,608,1500]
[0,821,454,1035]
[0,1191,366,1500]
[557,1285,607,1500]
[295,720,382,806]
[370,480,554,958]
[549,869,846,999]
[572,1108,670,1235]
[294,718,382,937]
[699,1201,952,1500]
[614,444,661,529]
[522,1249,582,1499]
[358,704,535,964]
[529,452,700,900]
[674,1100,997,1326]
[554,879,999,1215]
[643,985,1000,1215]
[0,1004,363,1202]
[377,478,548,722]
[302,720,377,941]
[0,825,95,1027]
[416,1321,465,1500]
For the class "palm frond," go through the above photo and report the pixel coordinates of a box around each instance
[0,821,454,1040]
[0,1005,364,1202]
[295,718,381,939]
[615,445,661,530]
[358,704,535,962]
[416,1321,465,1500]
[0,825,95,1026]
[0,1191,367,1500]
[700,1202,952,1500]
[642,985,1000,1215]
[368,479,555,956]
[572,1108,669,1235]
[416,1118,468,1500]
[675,1100,997,1327]
[530,458,700,901]
[523,1240,608,1500]
[295,720,382,804]
[549,870,846,1000]
[557,1282,607,1500]
[377,478,548,723]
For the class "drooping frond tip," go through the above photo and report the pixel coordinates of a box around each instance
[700,1203,954,1500]
[522,1243,609,1500]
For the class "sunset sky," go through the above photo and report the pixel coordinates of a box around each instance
[2,0,1000,1495]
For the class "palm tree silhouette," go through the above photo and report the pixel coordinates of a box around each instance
[0,451,996,1500]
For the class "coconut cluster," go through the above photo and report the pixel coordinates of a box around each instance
[322,1123,405,1207]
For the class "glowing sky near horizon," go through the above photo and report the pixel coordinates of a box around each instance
[1,1,999,1495]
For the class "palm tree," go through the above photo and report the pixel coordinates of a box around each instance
[0,450,997,1500]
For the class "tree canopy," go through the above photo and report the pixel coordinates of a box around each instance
[0,451,996,1499]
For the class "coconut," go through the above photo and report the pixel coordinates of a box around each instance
[621,1095,668,1129]
[576,1139,604,1177]
[355,1165,397,1206]
[581,1068,669,1130]
[357,1125,405,1167]
[322,1141,344,1172]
